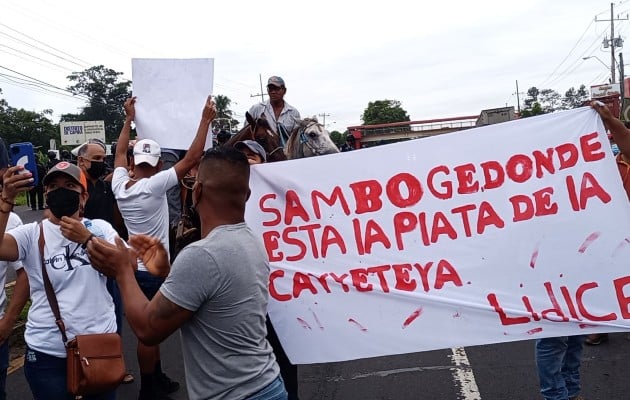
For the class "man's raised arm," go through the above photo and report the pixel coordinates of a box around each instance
[115,97,136,169]
[173,95,216,179]
[592,100,630,160]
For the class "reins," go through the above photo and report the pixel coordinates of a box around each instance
[295,121,325,158]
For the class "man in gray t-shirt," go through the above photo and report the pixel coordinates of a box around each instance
[87,147,286,400]
[161,223,279,399]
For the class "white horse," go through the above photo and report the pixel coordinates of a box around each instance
[285,117,340,159]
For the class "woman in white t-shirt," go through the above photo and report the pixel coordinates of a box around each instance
[0,162,118,400]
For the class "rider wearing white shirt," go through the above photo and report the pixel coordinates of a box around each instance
[248,76,301,145]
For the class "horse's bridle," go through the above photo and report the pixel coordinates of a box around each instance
[296,121,326,158]
[249,118,283,160]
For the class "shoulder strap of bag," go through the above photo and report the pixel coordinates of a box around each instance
[39,223,69,344]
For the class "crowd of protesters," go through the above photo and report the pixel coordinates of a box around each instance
[0,77,627,400]
[0,87,292,400]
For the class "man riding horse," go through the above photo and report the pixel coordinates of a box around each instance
[248,76,301,146]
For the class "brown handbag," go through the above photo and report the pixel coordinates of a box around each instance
[39,223,126,396]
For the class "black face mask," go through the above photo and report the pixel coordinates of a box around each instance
[46,187,81,219]
[86,161,106,180]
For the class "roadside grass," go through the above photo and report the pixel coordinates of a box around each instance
[5,283,29,361]
[5,284,30,324]
[14,192,27,207]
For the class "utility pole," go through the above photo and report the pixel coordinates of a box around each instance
[611,3,616,83]
[596,3,628,83]
[250,73,266,102]
[318,113,331,127]
[513,80,524,114]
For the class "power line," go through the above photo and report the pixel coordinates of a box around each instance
[538,19,595,88]
[0,24,90,68]
[0,22,92,67]
[595,2,628,83]
[588,70,610,86]
[0,73,86,101]
[0,43,75,72]
[0,48,71,73]
[544,28,607,88]
[2,1,133,61]
[0,77,85,103]
[0,64,88,100]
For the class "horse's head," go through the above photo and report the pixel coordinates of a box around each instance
[226,112,287,162]
[285,117,340,159]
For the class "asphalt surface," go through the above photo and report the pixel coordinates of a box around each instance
[6,206,630,399]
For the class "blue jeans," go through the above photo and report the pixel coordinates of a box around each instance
[106,278,123,335]
[535,336,585,400]
[0,340,8,400]
[246,376,288,400]
[24,346,116,400]
[135,270,164,300]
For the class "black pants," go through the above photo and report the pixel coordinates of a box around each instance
[29,186,44,209]
[266,317,298,400]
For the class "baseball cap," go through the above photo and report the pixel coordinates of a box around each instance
[235,140,267,162]
[43,161,87,191]
[133,139,161,167]
[267,76,285,88]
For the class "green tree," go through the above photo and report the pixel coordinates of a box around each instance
[539,89,561,113]
[562,85,589,109]
[361,99,410,125]
[521,85,588,118]
[63,65,132,142]
[520,102,544,118]
[212,94,239,133]
[329,130,344,147]
[0,89,57,149]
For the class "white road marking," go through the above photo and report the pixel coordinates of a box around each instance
[307,364,462,383]
[304,346,482,400]
[449,347,482,400]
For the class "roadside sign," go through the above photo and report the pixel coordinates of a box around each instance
[60,121,106,145]
[591,83,621,99]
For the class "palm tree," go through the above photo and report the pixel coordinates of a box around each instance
[213,95,240,133]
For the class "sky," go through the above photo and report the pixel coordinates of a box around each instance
[0,0,629,136]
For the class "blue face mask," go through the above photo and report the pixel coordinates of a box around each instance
[611,143,620,156]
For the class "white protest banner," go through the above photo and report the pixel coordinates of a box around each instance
[131,58,214,150]
[244,107,630,364]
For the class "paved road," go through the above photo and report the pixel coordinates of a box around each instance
[6,206,630,399]
[8,331,630,399]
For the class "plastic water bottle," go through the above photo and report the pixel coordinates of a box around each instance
[83,219,105,239]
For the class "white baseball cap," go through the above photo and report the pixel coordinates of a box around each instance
[133,139,161,167]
